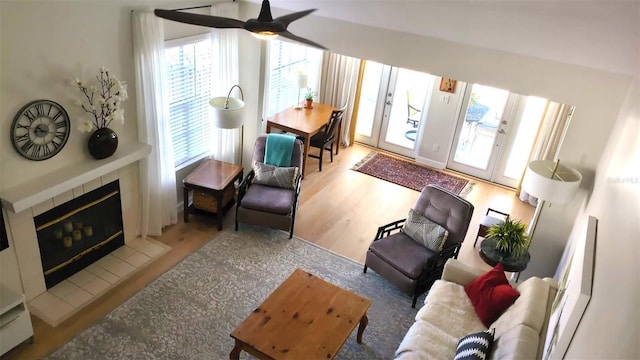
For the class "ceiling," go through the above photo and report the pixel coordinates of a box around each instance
[246,0,640,76]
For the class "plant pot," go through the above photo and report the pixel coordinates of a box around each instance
[88,127,118,159]
[304,99,313,109]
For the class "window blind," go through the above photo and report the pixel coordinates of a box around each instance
[165,34,213,167]
[266,40,323,116]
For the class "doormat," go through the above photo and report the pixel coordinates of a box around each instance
[351,151,474,195]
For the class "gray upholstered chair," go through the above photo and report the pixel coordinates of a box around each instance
[363,184,474,307]
[235,135,304,238]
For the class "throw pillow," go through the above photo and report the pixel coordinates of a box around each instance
[402,208,448,251]
[252,162,299,190]
[454,328,495,360]
[464,263,520,327]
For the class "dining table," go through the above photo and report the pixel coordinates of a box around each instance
[266,102,338,176]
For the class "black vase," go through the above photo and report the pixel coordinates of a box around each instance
[88,127,118,160]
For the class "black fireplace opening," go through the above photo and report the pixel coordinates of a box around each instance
[34,180,124,289]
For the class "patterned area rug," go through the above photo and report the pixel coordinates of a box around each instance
[352,151,474,195]
[48,226,418,360]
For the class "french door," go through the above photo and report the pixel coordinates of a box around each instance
[354,61,434,157]
[447,84,548,188]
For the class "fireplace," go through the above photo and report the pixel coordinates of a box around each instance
[34,180,124,289]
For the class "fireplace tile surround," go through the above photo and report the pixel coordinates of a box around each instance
[0,142,172,326]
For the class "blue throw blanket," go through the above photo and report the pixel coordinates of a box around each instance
[265,133,295,167]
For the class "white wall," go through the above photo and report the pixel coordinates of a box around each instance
[560,78,640,359]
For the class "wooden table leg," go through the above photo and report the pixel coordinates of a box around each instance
[302,134,311,177]
[183,186,189,223]
[215,190,223,231]
[230,339,242,360]
[356,313,369,344]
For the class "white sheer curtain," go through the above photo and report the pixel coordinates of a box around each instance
[518,102,574,205]
[132,11,178,238]
[319,53,361,146]
[210,3,242,165]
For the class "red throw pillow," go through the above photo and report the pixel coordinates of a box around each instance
[464,263,520,327]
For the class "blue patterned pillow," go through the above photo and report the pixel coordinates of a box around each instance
[454,328,495,360]
[402,208,448,251]
[253,162,298,189]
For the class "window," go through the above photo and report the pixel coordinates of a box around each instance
[165,34,214,168]
[266,40,323,116]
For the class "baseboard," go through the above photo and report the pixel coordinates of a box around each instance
[415,156,446,170]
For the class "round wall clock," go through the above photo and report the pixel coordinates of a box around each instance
[11,99,71,161]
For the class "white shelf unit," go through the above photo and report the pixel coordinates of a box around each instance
[0,284,34,355]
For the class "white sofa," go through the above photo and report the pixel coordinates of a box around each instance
[395,259,558,360]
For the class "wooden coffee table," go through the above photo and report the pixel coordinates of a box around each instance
[230,268,372,360]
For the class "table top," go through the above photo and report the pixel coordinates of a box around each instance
[266,103,336,136]
[182,159,243,191]
[479,238,531,272]
[230,268,371,359]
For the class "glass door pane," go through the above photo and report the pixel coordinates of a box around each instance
[447,84,511,179]
[354,61,388,146]
[377,68,434,157]
[492,96,547,187]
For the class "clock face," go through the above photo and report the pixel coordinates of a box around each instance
[11,99,71,161]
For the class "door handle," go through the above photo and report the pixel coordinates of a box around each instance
[501,120,507,125]
[498,129,506,134]
[386,101,392,105]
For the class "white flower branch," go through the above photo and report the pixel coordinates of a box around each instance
[73,67,128,132]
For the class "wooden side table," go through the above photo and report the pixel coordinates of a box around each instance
[183,159,243,230]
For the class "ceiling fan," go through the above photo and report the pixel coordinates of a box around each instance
[154,0,327,49]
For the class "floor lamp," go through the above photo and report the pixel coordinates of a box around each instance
[521,159,582,240]
[209,85,246,166]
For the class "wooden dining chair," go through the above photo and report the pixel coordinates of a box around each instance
[298,105,347,172]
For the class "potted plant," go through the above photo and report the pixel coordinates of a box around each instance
[486,218,530,257]
[303,88,316,108]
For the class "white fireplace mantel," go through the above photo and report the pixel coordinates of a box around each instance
[1,142,151,213]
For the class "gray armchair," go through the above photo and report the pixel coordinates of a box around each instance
[235,135,304,238]
[363,184,474,307]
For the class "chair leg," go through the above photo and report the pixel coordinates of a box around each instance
[329,143,334,162]
[412,293,418,308]
[318,145,323,172]
[363,264,368,273]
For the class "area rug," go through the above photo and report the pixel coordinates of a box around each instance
[48,226,418,360]
[352,151,473,195]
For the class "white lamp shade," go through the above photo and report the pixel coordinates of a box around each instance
[209,97,246,129]
[521,160,582,204]
[296,73,308,89]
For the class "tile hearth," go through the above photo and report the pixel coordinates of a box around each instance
[28,237,170,327]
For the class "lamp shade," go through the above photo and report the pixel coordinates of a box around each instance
[296,73,308,89]
[209,96,245,129]
[521,160,582,204]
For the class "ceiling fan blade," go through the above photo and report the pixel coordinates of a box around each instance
[279,31,328,50]
[154,9,245,29]
[275,9,317,29]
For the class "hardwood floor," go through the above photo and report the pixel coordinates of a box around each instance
[3,142,533,359]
